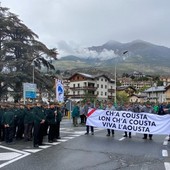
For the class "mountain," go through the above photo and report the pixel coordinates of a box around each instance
[54,40,170,75]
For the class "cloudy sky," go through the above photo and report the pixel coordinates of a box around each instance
[1,0,170,58]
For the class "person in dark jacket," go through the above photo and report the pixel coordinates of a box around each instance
[0,103,5,141]
[16,103,25,140]
[84,101,94,135]
[32,102,46,147]
[46,103,58,143]
[56,105,62,139]
[2,103,15,144]
[106,102,116,137]
[24,103,34,141]
[141,103,154,140]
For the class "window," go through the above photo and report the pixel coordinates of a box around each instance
[105,85,107,89]
[78,83,80,87]
[101,92,103,96]
[73,84,75,87]
[97,84,99,88]
[101,84,103,88]
[101,78,103,81]
[105,79,107,82]
[105,92,107,96]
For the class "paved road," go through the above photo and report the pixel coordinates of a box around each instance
[0,118,170,170]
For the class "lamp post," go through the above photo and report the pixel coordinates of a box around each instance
[114,51,128,106]
[114,62,117,104]
[31,59,35,84]
[32,62,35,84]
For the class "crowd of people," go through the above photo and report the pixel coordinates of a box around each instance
[0,100,170,147]
[71,100,170,140]
[0,102,64,147]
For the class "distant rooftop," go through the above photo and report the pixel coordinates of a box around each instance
[144,86,165,93]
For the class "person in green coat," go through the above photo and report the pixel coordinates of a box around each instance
[56,105,63,139]
[2,103,15,144]
[71,102,80,127]
[46,103,58,143]
[0,103,5,141]
[24,103,34,141]
[32,102,46,147]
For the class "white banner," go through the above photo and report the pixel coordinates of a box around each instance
[86,109,170,135]
[55,79,64,103]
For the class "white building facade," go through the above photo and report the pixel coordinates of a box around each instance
[66,73,116,101]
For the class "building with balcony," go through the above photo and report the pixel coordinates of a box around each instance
[118,77,152,90]
[144,86,167,103]
[66,72,115,101]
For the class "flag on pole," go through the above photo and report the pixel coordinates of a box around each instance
[55,79,64,103]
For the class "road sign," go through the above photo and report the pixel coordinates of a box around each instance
[23,83,37,99]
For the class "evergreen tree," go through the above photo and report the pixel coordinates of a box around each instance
[0,6,58,101]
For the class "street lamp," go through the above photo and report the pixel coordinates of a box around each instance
[31,59,36,84]
[114,51,128,105]
[114,62,117,104]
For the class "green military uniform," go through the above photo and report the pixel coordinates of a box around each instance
[33,105,46,147]
[3,107,15,143]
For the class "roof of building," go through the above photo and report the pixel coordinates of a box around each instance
[68,72,94,80]
[144,86,166,93]
[68,72,114,83]
[117,86,136,91]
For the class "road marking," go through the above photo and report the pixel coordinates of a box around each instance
[39,145,51,149]
[23,149,42,153]
[119,137,125,141]
[70,134,81,137]
[164,162,170,170]
[0,152,22,161]
[163,141,168,146]
[165,136,169,140]
[62,136,75,139]
[0,145,30,169]
[0,145,29,155]
[75,131,86,135]
[162,150,168,157]
[57,139,68,142]
[43,142,61,145]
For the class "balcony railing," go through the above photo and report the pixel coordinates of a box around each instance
[108,89,115,93]
[108,95,115,99]
[70,86,97,91]
[66,94,97,99]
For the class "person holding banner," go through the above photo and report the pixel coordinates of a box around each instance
[141,102,154,140]
[106,101,116,137]
[122,103,134,138]
[84,101,94,135]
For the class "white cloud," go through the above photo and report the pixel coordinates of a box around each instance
[57,41,117,60]
[1,0,170,50]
